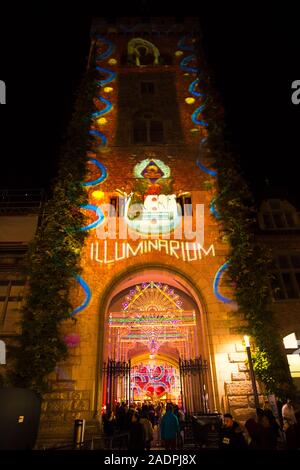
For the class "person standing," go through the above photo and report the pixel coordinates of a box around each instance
[173,405,185,448]
[102,406,116,437]
[219,413,247,449]
[282,399,297,426]
[140,409,154,451]
[128,411,146,450]
[160,403,180,450]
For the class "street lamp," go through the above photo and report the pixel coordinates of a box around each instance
[244,335,260,410]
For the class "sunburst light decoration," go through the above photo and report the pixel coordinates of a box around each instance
[109,282,196,355]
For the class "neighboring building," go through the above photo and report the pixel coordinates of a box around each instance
[0,189,44,381]
[256,198,300,392]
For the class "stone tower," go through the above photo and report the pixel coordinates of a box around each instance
[38,17,262,445]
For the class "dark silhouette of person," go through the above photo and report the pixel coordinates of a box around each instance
[128,411,146,450]
[219,413,247,449]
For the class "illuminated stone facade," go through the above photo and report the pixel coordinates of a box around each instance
[37,18,264,444]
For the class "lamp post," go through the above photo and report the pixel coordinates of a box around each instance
[244,335,260,410]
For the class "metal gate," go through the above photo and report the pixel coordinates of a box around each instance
[179,356,210,414]
[102,358,131,406]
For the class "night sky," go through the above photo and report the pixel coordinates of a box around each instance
[0,1,299,207]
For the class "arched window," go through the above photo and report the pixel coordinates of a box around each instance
[270,252,300,300]
[133,111,164,144]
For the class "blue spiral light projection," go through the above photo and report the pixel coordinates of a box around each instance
[196,159,217,177]
[82,158,107,187]
[94,35,115,59]
[210,200,221,219]
[70,275,92,317]
[192,105,208,127]
[213,262,234,304]
[95,66,117,86]
[177,34,195,52]
[72,36,117,315]
[189,78,203,97]
[91,95,113,119]
[80,204,104,231]
[179,54,198,73]
[88,129,107,147]
[178,36,212,178]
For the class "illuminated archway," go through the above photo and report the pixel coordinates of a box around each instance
[95,265,217,412]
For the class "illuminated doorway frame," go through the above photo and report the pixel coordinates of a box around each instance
[93,264,219,415]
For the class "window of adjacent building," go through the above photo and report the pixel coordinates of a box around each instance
[0,246,27,271]
[133,112,164,144]
[140,82,155,95]
[259,199,299,229]
[0,279,25,331]
[270,253,300,300]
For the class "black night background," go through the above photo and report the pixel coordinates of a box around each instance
[0,1,299,207]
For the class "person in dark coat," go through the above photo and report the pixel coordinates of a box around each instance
[255,408,278,450]
[219,413,247,449]
[264,408,279,449]
[245,418,261,449]
[128,411,146,450]
[102,406,116,436]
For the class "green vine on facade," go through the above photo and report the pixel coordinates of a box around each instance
[10,71,97,393]
[195,41,294,397]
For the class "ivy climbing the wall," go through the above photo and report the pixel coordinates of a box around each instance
[10,71,97,393]
[195,42,294,398]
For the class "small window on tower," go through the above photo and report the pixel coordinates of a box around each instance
[149,120,164,143]
[132,111,164,144]
[133,120,148,143]
[141,82,155,94]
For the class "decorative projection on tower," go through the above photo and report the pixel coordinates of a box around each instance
[124,158,180,235]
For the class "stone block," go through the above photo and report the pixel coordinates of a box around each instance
[71,399,90,412]
[42,411,65,421]
[50,380,76,391]
[231,372,247,381]
[64,411,92,422]
[228,352,247,363]
[225,381,253,396]
[232,408,256,422]
[228,397,248,408]
[41,402,48,412]
[248,395,266,408]
[238,363,249,372]
[46,400,73,413]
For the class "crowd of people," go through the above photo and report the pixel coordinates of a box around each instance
[101,401,184,450]
[101,398,300,450]
[220,399,300,450]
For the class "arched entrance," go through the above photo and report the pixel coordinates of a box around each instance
[97,267,216,414]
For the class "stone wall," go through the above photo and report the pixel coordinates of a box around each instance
[224,343,265,423]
